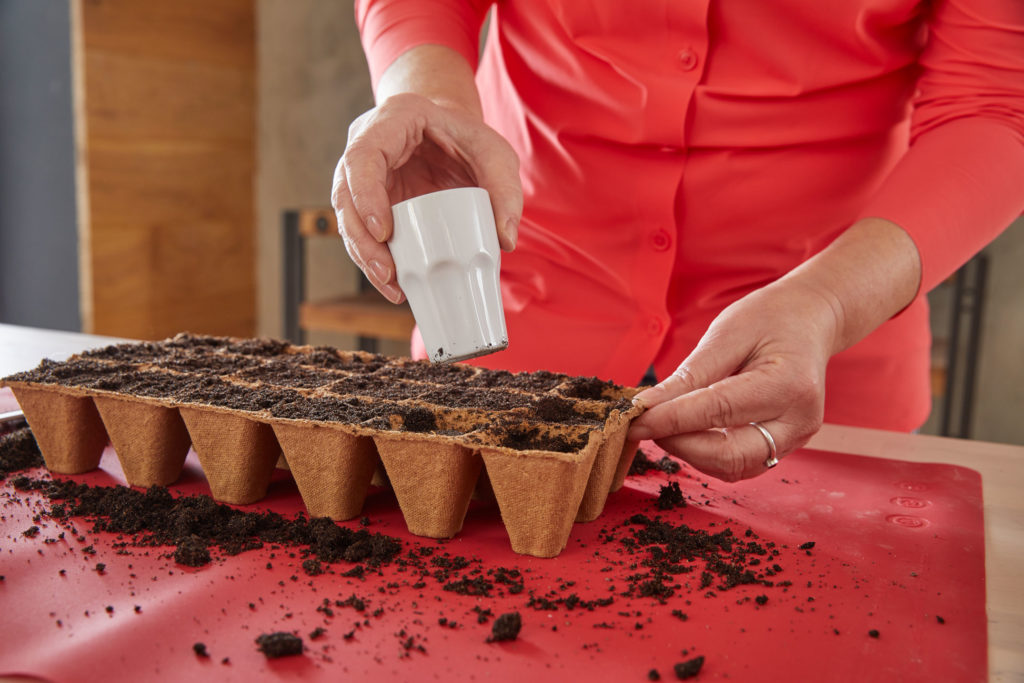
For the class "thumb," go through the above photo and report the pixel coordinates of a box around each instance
[486,175,523,252]
[450,120,522,252]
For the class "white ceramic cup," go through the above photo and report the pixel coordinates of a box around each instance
[389,187,508,363]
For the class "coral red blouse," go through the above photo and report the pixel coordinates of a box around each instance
[356,0,1024,431]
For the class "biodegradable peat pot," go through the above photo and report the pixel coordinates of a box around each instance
[10,385,108,474]
[179,407,281,505]
[93,395,191,487]
[374,433,482,538]
[272,421,379,520]
[576,405,643,521]
[480,435,600,558]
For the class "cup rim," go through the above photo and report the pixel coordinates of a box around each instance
[390,186,489,212]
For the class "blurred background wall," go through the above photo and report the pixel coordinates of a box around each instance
[255,0,372,350]
[0,0,80,331]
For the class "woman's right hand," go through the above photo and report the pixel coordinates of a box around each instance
[331,92,522,303]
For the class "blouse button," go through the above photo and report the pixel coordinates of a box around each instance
[647,317,665,336]
[677,48,699,71]
[650,230,671,252]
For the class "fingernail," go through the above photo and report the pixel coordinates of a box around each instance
[504,217,518,250]
[366,214,386,242]
[381,282,403,304]
[369,259,391,285]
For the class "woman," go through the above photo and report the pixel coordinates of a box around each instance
[332,0,1024,481]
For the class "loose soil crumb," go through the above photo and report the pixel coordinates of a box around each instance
[256,632,303,658]
[9,476,403,571]
[192,642,209,657]
[674,655,705,679]
[487,612,522,642]
[0,428,43,478]
[174,535,211,567]
[629,450,681,476]
[656,482,686,510]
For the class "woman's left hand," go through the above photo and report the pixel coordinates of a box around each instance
[626,217,922,482]
[626,279,841,481]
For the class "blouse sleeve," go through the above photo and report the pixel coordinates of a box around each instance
[858,0,1024,294]
[355,0,494,92]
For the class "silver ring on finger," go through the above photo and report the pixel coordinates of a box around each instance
[750,422,779,469]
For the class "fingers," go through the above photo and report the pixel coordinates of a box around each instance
[459,125,522,251]
[653,420,805,482]
[332,157,404,304]
[629,370,778,442]
[632,326,748,410]
[340,103,410,245]
[332,93,523,299]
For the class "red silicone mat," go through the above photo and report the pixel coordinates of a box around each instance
[0,434,985,682]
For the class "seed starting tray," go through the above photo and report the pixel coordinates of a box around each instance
[0,334,641,558]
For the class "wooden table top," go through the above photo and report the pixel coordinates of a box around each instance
[1,323,1021,680]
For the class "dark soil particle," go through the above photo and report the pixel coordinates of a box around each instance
[527,592,614,612]
[487,612,522,642]
[418,386,533,412]
[868,629,880,638]
[12,476,402,572]
[309,627,326,640]
[560,376,614,400]
[256,632,303,658]
[674,655,705,680]
[648,669,661,681]
[466,368,568,392]
[338,594,366,611]
[617,514,774,600]
[798,541,816,550]
[532,395,574,420]
[192,642,209,657]
[629,450,682,476]
[399,406,437,432]
[656,482,686,510]
[0,428,43,478]
[174,535,211,567]
[375,360,478,384]
[936,615,945,624]
[444,575,493,597]
[498,426,584,453]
